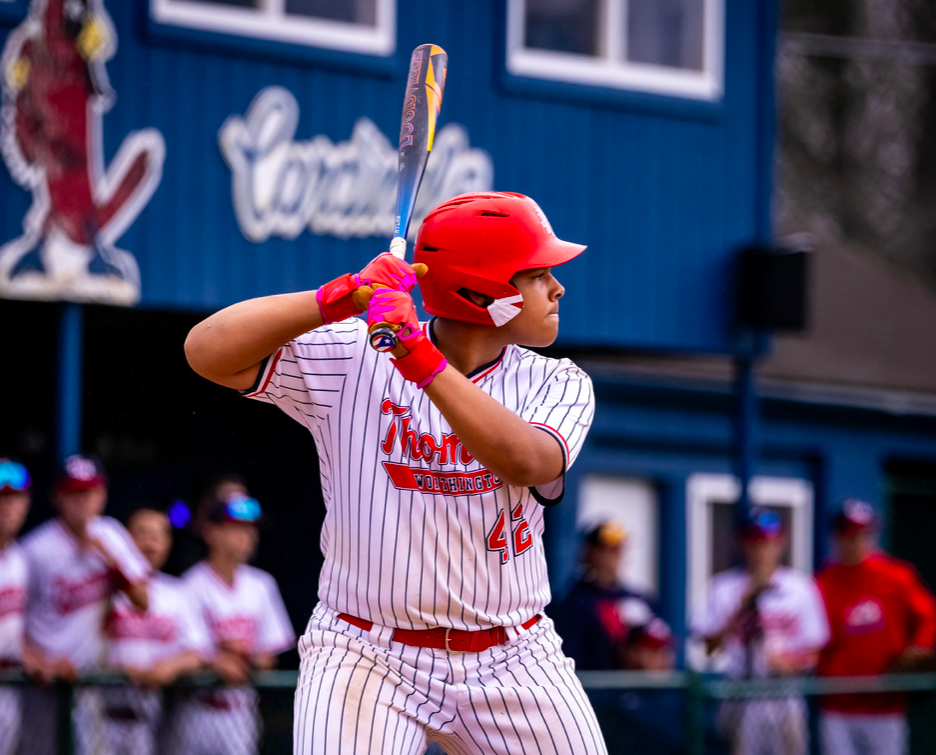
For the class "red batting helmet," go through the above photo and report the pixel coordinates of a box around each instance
[414,192,586,326]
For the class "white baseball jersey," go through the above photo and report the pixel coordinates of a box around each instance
[244,318,595,630]
[106,572,211,669]
[21,516,150,668]
[694,566,830,678]
[182,561,295,658]
[0,542,26,664]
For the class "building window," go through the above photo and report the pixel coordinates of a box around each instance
[150,0,396,56]
[685,474,814,668]
[577,475,659,597]
[506,0,724,100]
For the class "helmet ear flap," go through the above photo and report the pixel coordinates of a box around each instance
[425,266,522,325]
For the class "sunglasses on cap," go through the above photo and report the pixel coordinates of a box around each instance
[740,509,783,540]
[0,459,30,493]
[212,495,262,524]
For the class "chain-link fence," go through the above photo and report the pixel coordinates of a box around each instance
[4,669,936,754]
[778,0,936,285]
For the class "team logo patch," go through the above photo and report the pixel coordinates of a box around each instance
[0,585,25,619]
[383,462,502,496]
[844,597,885,635]
[0,0,165,305]
[380,399,502,496]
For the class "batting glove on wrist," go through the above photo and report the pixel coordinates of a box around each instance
[316,253,428,324]
[366,288,447,388]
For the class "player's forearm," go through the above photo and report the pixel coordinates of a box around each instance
[185,291,324,390]
[123,580,149,612]
[423,368,564,487]
[154,651,203,683]
[251,653,277,671]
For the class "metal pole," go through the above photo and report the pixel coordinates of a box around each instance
[686,671,704,755]
[56,680,74,755]
[734,347,758,519]
[56,302,83,463]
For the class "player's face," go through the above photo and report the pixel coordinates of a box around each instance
[742,536,786,573]
[834,530,874,566]
[55,486,106,529]
[0,491,30,541]
[584,542,624,585]
[206,521,258,565]
[128,509,172,571]
[505,267,565,347]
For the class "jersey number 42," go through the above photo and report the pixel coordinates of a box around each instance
[487,503,533,565]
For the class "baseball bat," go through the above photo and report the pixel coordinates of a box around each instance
[369,43,448,353]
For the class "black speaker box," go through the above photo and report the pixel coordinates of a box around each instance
[735,244,810,331]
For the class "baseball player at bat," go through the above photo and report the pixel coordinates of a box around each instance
[185,191,606,754]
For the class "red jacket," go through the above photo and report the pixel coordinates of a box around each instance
[817,553,936,713]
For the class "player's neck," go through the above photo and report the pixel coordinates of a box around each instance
[431,318,508,375]
[747,564,778,586]
[0,533,12,551]
[207,554,240,586]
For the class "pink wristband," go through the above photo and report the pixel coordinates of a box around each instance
[416,358,448,389]
[391,333,447,388]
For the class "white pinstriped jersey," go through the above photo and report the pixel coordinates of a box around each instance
[182,561,296,658]
[693,567,830,678]
[20,517,150,668]
[245,317,595,631]
[0,543,26,663]
[106,572,211,670]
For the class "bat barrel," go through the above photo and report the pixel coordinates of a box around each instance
[394,44,447,244]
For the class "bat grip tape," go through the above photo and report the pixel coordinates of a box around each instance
[389,237,407,259]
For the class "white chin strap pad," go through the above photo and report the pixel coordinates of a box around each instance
[487,294,524,327]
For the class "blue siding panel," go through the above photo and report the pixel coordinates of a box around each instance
[0,0,778,354]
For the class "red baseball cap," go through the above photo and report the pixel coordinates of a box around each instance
[56,454,107,494]
[833,499,877,535]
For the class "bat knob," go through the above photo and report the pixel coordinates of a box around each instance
[369,327,398,352]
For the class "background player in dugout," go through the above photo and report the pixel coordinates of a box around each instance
[184,191,606,754]
[18,454,151,755]
[552,520,656,670]
[816,499,936,755]
[102,505,211,755]
[0,459,31,755]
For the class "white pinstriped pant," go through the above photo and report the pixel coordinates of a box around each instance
[293,603,608,755]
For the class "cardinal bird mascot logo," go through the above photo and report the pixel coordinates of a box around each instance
[0,0,165,305]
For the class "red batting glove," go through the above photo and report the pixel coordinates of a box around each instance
[366,289,447,389]
[316,253,428,324]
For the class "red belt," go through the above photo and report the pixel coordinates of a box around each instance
[338,613,541,653]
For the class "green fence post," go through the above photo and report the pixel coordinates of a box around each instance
[687,671,704,755]
[56,680,74,755]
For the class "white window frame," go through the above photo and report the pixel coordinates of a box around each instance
[686,473,814,619]
[150,0,396,56]
[577,475,660,596]
[506,0,724,100]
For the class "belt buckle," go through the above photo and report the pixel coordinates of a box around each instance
[445,627,471,653]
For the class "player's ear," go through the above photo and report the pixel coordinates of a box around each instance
[459,288,494,309]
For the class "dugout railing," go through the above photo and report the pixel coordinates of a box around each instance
[3,668,936,754]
